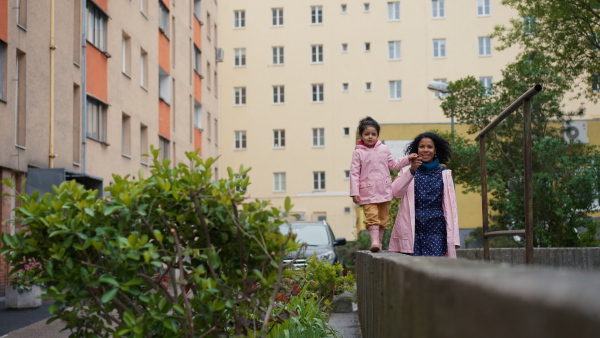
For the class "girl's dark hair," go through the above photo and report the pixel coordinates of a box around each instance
[357,116,380,136]
[405,132,453,164]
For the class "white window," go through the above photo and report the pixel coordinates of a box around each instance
[312,128,325,147]
[86,97,107,142]
[342,43,348,52]
[273,85,285,104]
[159,1,169,37]
[311,45,323,63]
[234,87,246,105]
[194,102,202,129]
[159,136,170,162]
[234,131,246,149]
[479,37,492,56]
[194,45,201,72]
[341,4,347,13]
[313,172,325,191]
[389,80,402,100]
[344,170,350,179]
[478,0,490,16]
[365,82,372,91]
[523,16,536,35]
[272,8,283,26]
[193,0,201,19]
[342,83,349,91]
[140,49,148,88]
[591,73,600,93]
[479,77,493,95]
[312,84,324,102]
[122,33,131,75]
[388,41,401,60]
[433,39,446,58]
[343,127,350,136]
[433,78,447,98]
[273,173,286,192]
[364,3,370,12]
[159,67,171,104]
[87,1,107,52]
[432,0,445,18]
[365,42,371,51]
[311,6,323,24]
[387,2,400,21]
[272,46,284,65]
[234,48,246,66]
[273,129,285,148]
[234,10,245,28]
[0,41,5,101]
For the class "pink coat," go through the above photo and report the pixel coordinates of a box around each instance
[349,140,410,205]
[388,166,460,258]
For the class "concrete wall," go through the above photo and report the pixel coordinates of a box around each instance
[356,251,600,338]
[457,248,600,271]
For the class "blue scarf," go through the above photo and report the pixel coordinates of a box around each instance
[420,157,440,173]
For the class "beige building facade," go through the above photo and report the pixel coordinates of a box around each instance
[0,0,220,295]
[218,0,599,241]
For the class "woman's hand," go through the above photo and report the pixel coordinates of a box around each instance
[352,196,360,204]
[410,155,422,173]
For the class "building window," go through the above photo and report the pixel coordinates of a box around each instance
[388,41,401,60]
[311,45,324,63]
[312,84,324,103]
[159,67,171,104]
[273,129,285,148]
[479,37,492,56]
[15,50,26,147]
[273,173,286,192]
[194,102,202,129]
[312,128,325,147]
[433,39,446,58]
[479,77,493,95]
[365,82,372,91]
[433,78,447,98]
[523,16,536,35]
[344,170,350,179]
[140,48,148,88]
[344,207,351,214]
[140,124,148,164]
[72,85,81,163]
[311,6,323,24]
[140,0,149,16]
[159,136,170,162]
[122,33,131,75]
[591,73,600,93]
[122,114,131,156]
[389,80,402,100]
[17,0,27,28]
[432,0,445,18]
[343,127,350,136]
[364,3,370,12]
[272,46,284,65]
[87,0,108,52]
[387,2,400,21]
[342,83,349,91]
[234,10,245,28]
[194,45,201,72]
[342,43,348,52]
[234,48,246,66]
[207,112,212,141]
[313,172,325,191]
[86,96,107,142]
[365,42,371,51]
[234,87,246,105]
[234,131,247,149]
[207,62,211,90]
[273,85,285,104]
[341,4,347,13]
[0,41,6,101]
[193,0,201,20]
[478,0,490,16]
[159,1,170,37]
[272,8,283,26]
[73,0,81,64]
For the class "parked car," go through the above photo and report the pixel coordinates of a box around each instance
[279,220,347,269]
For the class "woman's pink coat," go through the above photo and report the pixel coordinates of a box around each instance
[349,141,410,205]
[388,166,461,258]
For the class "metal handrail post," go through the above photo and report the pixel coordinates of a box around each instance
[523,98,534,264]
[480,136,490,260]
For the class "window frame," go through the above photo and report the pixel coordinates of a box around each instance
[194,102,202,129]
[86,96,108,143]
[313,171,326,191]
[273,129,286,148]
[234,87,246,106]
[478,37,492,56]
[311,45,324,63]
[311,6,323,24]
[479,76,493,96]
[477,0,490,16]
[234,10,246,28]
[433,78,447,98]
[387,2,400,21]
[312,84,324,103]
[312,128,325,147]
[389,80,402,100]
[234,48,246,67]
[0,41,6,101]
[273,173,287,192]
[433,39,446,58]
[159,1,170,37]
[86,0,108,52]
[432,0,445,19]
[273,85,285,104]
[272,46,284,65]
[388,41,401,60]
[272,8,284,26]
[234,130,247,150]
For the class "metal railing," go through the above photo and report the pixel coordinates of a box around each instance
[474,84,542,264]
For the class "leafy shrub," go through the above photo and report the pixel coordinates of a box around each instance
[1,150,296,337]
[8,259,44,293]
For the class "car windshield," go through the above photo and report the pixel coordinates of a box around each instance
[279,224,329,246]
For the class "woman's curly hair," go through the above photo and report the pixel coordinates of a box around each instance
[405,132,453,164]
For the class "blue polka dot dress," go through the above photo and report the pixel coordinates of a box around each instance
[412,165,447,256]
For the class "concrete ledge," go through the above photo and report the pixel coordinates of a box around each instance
[458,247,600,271]
[357,251,600,338]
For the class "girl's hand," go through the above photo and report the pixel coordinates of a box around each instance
[352,196,360,204]
[410,156,422,173]
[408,153,418,162]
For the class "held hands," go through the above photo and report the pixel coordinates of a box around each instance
[352,196,361,204]
[408,153,421,173]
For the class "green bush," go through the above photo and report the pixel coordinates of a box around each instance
[1,149,298,337]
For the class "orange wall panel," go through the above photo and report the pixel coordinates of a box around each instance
[161,0,170,10]
[158,100,171,139]
[194,73,202,102]
[158,33,170,73]
[193,18,202,48]
[0,0,8,42]
[194,129,202,156]
[93,0,108,12]
[86,42,108,102]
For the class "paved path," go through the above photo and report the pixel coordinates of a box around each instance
[329,302,362,338]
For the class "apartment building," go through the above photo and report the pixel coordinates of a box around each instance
[0,0,220,296]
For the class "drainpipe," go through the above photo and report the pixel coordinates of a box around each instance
[81,0,87,173]
[49,0,56,168]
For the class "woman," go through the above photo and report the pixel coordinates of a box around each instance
[388,132,460,257]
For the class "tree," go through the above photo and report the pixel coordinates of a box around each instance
[492,0,600,101]
[442,52,600,247]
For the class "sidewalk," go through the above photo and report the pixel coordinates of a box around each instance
[329,290,362,338]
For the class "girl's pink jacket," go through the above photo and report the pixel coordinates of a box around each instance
[388,166,461,258]
[350,140,410,205]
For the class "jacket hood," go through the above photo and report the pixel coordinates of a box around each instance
[355,140,382,150]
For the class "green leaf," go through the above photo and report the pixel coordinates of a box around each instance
[103,205,122,216]
[99,276,120,286]
[100,288,118,303]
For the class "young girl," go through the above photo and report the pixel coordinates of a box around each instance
[350,117,417,252]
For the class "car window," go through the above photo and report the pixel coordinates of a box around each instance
[279,224,330,245]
